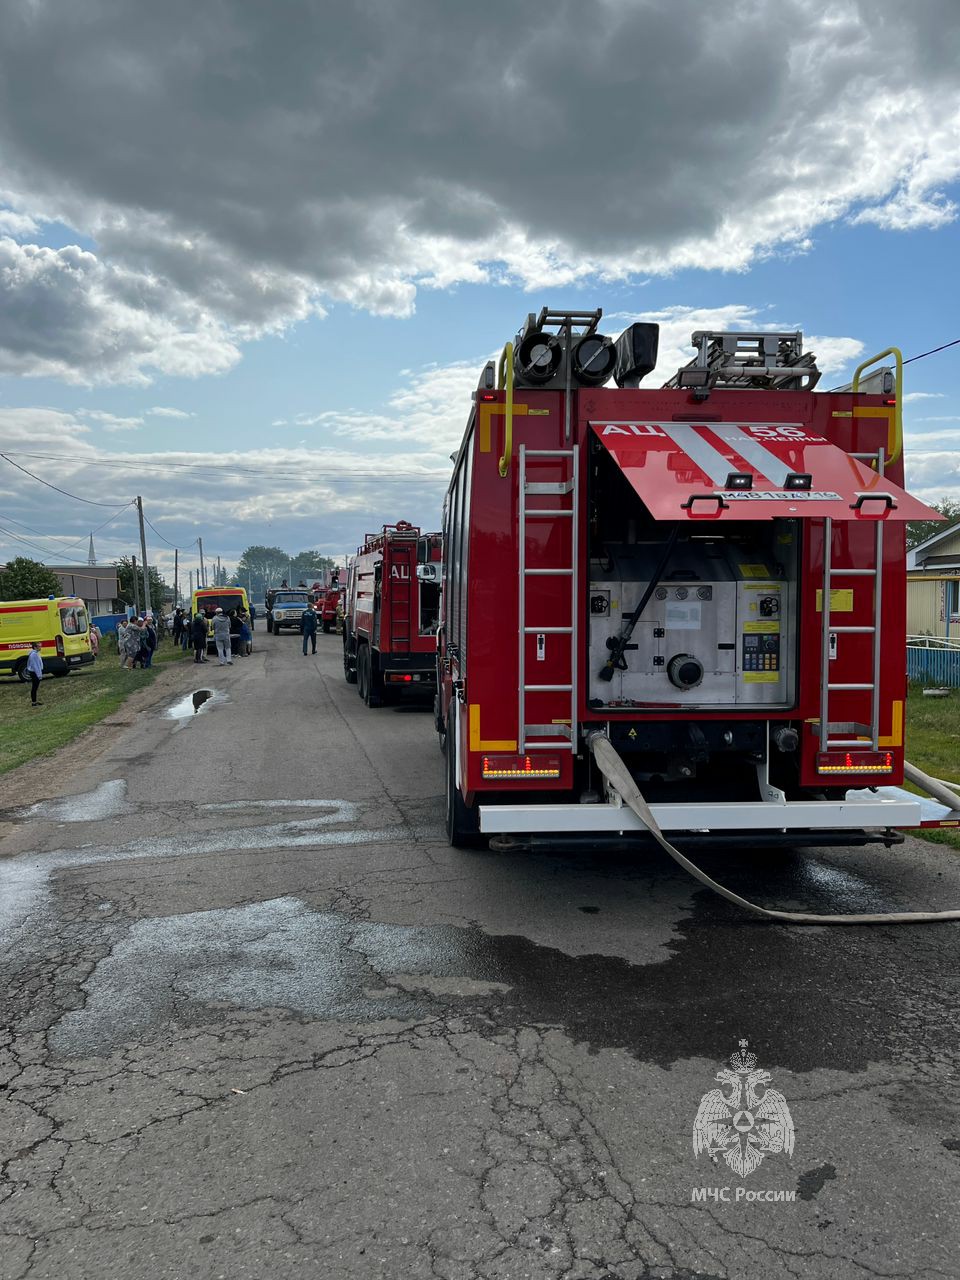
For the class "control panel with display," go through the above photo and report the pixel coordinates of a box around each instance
[742,632,780,672]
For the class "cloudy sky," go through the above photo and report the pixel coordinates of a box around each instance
[1,0,958,586]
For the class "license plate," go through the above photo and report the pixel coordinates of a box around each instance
[69,656,80,663]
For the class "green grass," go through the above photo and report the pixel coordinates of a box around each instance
[903,684,960,851]
[0,642,187,776]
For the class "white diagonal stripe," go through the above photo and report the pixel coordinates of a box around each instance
[708,424,791,486]
[657,423,732,485]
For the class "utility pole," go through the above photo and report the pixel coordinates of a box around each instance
[131,554,140,615]
[173,548,179,609]
[189,569,194,599]
[198,538,206,589]
[216,554,221,585]
[135,496,150,616]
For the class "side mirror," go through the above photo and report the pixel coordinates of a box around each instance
[416,563,440,583]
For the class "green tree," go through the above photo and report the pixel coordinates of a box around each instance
[212,563,233,587]
[235,545,294,599]
[0,556,62,601]
[114,556,166,613]
[289,550,335,584]
[907,498,960,551]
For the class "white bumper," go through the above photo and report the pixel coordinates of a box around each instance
[479,792,922,835]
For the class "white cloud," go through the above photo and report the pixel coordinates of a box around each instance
[147,406,193,419]
[0,239,241,385]
[903,392,945,402]
[77,409,144,433]
[0,3,957,382]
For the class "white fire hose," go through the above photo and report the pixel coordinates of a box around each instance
[588,735,960,925]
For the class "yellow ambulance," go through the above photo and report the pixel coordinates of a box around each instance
[190,586,251,653]
[0,596,95,680]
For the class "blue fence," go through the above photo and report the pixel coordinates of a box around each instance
[907,646,960,686]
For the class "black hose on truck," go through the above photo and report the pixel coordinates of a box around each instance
[588,734,960,925]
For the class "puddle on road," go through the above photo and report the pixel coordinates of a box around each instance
[16,779,128,824]
[47,889,909,1076]
[0,799,401,944]
[164,689,220,720]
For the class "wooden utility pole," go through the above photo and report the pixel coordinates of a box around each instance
[173,548,179,608]
[198,538,206,589]
[135,496,150,615]
[131,554,140,615]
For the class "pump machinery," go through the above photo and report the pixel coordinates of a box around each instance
[434,306,960,871]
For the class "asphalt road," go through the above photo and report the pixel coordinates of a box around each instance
[1,631,959,1280]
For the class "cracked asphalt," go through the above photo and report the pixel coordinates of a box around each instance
[1,633,960,1280]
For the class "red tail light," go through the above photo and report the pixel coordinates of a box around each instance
[482,754,561,779]
[816,750,894,774]
[56,635,65,658]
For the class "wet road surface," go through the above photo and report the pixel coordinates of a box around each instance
[1,632,959,1279]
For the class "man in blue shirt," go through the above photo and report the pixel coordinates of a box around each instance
[300,605,318,656]
[26,642,43,707]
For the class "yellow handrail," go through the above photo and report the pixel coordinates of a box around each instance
[497,341,514,478]
[852,346,903,464]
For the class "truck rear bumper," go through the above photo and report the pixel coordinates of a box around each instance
[479,791,924,835]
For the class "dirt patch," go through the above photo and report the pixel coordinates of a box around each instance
[0,660,197,812]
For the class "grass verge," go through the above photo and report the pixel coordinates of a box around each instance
[903,684,960,851]
[0,643,188,776]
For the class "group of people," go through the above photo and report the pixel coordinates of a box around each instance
[171,606,252,666]
[117,616,158,670]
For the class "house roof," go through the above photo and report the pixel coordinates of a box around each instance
[907,520,960,571]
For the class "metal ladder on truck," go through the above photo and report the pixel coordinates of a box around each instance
[388,540,414,650]
[818,447,889,754]
[518,444,579,755]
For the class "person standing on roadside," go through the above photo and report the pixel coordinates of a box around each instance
[212,607,233,665]
[191,611,208,664]
[171,607,184,648]
[89,623,101,658]
[143,616,158,668]
[26,642,44,707]
[300,603,318,656]
[117,618,129,667]
[124,618,143,670]
[228,609,243,658]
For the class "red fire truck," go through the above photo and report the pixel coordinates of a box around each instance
[437,307,955,849]
[310,570,341,633]
[343,522,442,706]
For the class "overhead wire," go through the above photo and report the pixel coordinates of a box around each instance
[1,451,449,485]
[827,336,960,391]
[0,453,133,506]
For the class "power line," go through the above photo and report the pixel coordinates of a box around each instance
[828,337,960,391]
[902,338,960,366]
[0,453,133,506]
[142,511,198,552]
[0,523,68,559]
[1,451,449,484]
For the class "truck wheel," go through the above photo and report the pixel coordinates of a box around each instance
[14,657,29,683]
[366,650,383,708]
[343,638,357,684]
[434,693,446,753]
[445,718,481,848]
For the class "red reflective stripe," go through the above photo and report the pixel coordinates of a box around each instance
[0,640,57,650]
[0,604,49,614]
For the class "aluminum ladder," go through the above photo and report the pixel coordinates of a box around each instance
[818,448,887,752]
[518,445,579,753]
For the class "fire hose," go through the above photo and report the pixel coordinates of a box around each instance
[588,734,960,925]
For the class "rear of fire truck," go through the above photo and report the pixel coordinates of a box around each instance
[438,307,952,848]
[343,522,442,706]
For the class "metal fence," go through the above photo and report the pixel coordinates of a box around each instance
[907,636,960,686]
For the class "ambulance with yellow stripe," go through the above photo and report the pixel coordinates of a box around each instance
[0,596,95,681]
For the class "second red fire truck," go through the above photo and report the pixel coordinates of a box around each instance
[343,521,442,706]
[436,306,955,852]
